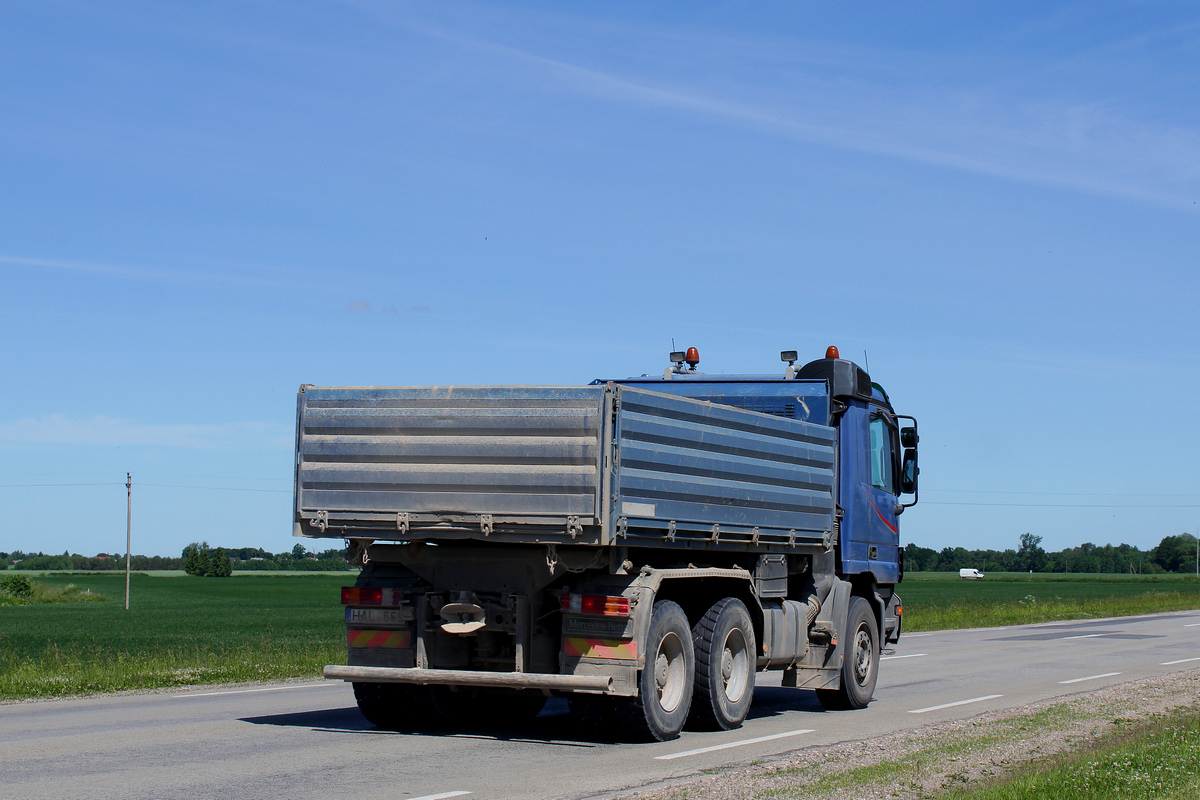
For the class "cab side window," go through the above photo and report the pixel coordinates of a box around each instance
[869,415,897,494]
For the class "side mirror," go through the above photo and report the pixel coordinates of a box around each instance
[901,426,919,448]
[900,449,919,495]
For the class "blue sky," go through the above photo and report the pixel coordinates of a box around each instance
[3,1,1199,558]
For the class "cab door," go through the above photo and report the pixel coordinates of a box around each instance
[866,410,901,584]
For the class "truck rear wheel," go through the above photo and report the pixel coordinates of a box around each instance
[689,597,756,730]
[612,599,694,741]
[352,682,434,730]
[816,596,879,710]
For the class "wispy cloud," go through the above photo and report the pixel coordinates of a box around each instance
[0,416,288,450]
[391,9,1200,212]
[345,300,431,314]
[0,254,322,290]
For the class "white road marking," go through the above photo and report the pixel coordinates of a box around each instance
[909,694,1003,714]
[903,633,934,638]
[1058,672,1121,684]
[654,729,815,760]
[1062,633,1108,640]
[172,683,339,698]
[1185,623,1200,628]
[1162,657,1200,666]
[406,792,471,800]
[881,653,927,661]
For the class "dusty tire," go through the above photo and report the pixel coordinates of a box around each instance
[612,599,694,741]
[689,597,756,730]
[353,682,436,730]
[816,596,879,711]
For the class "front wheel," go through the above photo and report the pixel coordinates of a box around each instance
[689,597,756,730]
[612,599,694,741]
[816,595,879,711]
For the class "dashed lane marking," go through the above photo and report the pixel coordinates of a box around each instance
[654,729,816,760]
[406,793,471,800]
[1062,633,1109,640]
[173,683,339,698]
[1059,672,1121,684]
[1162,657,1200,666]
[881,653,927,661]
[909,695,1003,714]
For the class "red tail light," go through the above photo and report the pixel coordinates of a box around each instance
[561,593,630,617]
[341,587,383,605]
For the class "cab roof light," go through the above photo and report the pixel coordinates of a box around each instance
[560,593,630,617]
[684,347,700,370]
[826,345,840,359]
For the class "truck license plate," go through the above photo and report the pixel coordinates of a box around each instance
[347,608,411,625]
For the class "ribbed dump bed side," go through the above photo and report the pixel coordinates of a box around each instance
[296,386,606,536]
[613,386,836,548]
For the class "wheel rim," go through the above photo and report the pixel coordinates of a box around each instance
[852,622,874,687]
[719,627,750,703]
[653,631,687,712]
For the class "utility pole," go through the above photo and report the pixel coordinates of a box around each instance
[125,473,132,610]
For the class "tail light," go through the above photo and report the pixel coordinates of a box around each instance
[341,586,383,605]
[561,593,630,617]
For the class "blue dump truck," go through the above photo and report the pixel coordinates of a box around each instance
[296,346,918,741]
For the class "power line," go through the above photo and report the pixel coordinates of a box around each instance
[0,481,289,494]
[0,482,123,487]
[139,483,291,494]
[929,489,1200,498]
[926,501,1200,509]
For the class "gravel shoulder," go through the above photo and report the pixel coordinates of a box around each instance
[611,670,1200,800]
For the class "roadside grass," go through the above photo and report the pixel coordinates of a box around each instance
[901,573,1200,631]
[0,573,346,699]
[945,711,1200,800]
[0,575,108,606]
[773,704,1082,798]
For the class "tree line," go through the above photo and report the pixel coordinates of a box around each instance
[0,543,350,573]
[6,532,1198,576]
[905,532,1200,574]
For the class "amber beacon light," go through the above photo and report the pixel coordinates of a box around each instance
[825,345,840,359]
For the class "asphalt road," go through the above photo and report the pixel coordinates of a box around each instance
[3,610,1199,800]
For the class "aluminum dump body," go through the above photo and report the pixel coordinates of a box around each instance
[295,383,836,551]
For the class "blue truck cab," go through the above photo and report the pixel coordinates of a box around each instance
[598,346,918,594]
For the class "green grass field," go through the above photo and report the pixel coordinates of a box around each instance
[0,572,347,699]
[900,572,1200,631]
